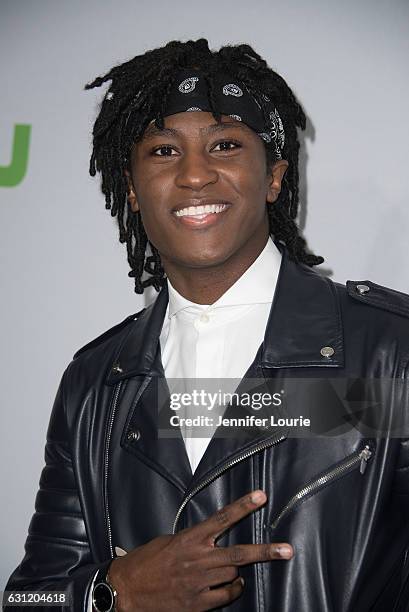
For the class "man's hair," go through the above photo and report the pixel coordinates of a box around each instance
[85,39,324,294]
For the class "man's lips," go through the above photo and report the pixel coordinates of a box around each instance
[171,198,232,228]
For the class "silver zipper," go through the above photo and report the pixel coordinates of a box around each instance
[270,443,374,530]
[172,433,286,534]
[104,380,123,558]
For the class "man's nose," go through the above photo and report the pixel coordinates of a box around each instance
[174,150,218,190]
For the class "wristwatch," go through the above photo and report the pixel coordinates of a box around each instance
[92,567,117,612]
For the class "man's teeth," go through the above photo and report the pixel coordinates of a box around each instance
[175,203,227,217]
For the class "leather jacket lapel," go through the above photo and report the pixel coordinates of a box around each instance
[120,373,193,492]
[105,284,170,385]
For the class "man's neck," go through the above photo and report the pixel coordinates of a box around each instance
[162,232,270,305]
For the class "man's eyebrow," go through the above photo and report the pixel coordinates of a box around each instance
[141,121,249,140]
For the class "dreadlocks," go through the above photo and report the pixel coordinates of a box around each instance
[85,39,324,294]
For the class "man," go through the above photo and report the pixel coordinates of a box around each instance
[5,39,409,612]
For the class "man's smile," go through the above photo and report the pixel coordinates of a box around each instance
[172,198,232,227]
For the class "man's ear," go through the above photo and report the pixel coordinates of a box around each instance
[266,160,289,204]
[124,169,139,212]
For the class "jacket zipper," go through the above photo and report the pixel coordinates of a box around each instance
[270,442,375,530]
[172,432,286,534]
[104,380,123,558]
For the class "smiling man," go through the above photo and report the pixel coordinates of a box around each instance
[126,108,288,304]
[5,39,409,612]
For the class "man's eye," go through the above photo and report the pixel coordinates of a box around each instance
[152,145,177,156]
[212,140,241,152]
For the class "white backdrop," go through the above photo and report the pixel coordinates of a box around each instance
[1,0,408,588]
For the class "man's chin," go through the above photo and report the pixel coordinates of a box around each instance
[161,250,236,271]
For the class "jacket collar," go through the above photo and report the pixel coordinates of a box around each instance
[106,243,344,385]
[261,243,344,368]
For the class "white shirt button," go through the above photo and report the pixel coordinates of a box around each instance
[199,313,210,323]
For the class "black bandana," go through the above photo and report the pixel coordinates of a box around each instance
[156,69,285,159]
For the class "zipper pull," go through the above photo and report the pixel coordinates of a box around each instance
[359,445,373,475]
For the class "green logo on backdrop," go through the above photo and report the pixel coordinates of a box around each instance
[0,124,31,187]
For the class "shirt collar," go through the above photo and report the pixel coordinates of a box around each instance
[166,236,282,319]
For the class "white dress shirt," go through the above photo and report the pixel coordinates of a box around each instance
[87,237,282,609]
[159,236,282,473]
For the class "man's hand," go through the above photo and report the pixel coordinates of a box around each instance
[107,490,293,612]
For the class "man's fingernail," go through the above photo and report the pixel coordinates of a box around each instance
[251,491,266,504]
[239,577,245,586]
[276,545,293,559]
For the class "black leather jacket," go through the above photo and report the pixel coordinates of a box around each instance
[5,246,409,612]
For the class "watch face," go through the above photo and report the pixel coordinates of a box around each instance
[93,582,114,612]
